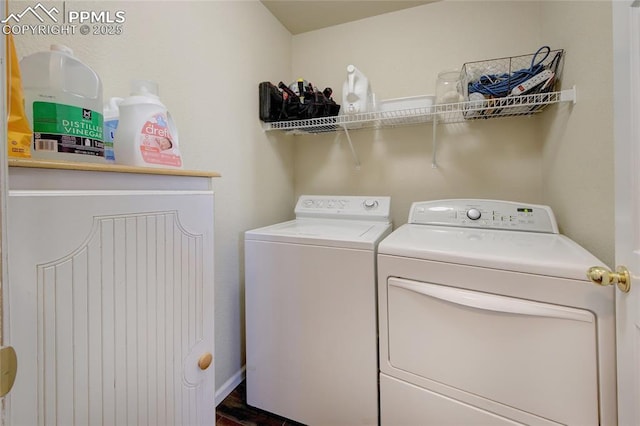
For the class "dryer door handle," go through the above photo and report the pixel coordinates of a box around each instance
[389,278,594,323]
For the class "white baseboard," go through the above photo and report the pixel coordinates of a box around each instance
[215,366,246,406]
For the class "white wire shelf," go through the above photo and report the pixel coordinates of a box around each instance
[261,87,576,134]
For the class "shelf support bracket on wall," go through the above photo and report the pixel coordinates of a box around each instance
[341,126,361,171]
[432,114,438,168]
[562,85,577,104]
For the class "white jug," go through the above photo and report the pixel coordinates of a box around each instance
[21,44,104,162]
[341,65,375,114]
[114,80,182,169]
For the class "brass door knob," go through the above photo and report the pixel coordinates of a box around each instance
[198,352,213,370]
[587,265,631,293]
[0,346,18,397]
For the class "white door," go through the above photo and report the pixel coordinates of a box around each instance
[0,1,13,423]
[5,189,215,426]
[613,1,640,424]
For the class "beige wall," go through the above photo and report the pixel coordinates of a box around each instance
[10,0,295,399]
[291,0,614,266]
[539,1,614,266]
[291,1,546,230]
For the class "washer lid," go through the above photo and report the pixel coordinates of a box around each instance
[245,218,392,250]
[378,224,606,281]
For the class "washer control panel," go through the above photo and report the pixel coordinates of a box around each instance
[408,199,558,233]
[295,195,391,222]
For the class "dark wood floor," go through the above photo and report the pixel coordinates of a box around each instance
[216,381,305,426]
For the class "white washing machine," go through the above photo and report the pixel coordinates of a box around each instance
[377,199,616,426]
[245,195,392,426]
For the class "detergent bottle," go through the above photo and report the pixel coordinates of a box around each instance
[113,80,182,168]
[20,44,105,162]
[341,65,375,115]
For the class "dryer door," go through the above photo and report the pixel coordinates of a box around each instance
[383,277,599,425]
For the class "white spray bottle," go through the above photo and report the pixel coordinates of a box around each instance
[103,97,123,162]
[341,65,375,114]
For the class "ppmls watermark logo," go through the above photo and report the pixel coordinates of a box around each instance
[2,2,126,36]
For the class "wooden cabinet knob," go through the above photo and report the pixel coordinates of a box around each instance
[198,352,213,370]
[0,346,18,397]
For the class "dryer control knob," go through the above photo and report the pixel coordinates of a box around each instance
[467,208,481,220]
[364,199,379,209]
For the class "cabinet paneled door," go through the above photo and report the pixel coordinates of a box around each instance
[4,166,215,426]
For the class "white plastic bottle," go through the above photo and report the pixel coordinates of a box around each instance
[113,80,182,168]
[341,65,375,115]
[103,97,123,162]
[20,44,105,163]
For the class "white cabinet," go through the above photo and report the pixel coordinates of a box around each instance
[4,160,218,426]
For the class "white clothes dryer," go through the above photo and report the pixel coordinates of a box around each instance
[245,195,392,426]
[377,199,616,426]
